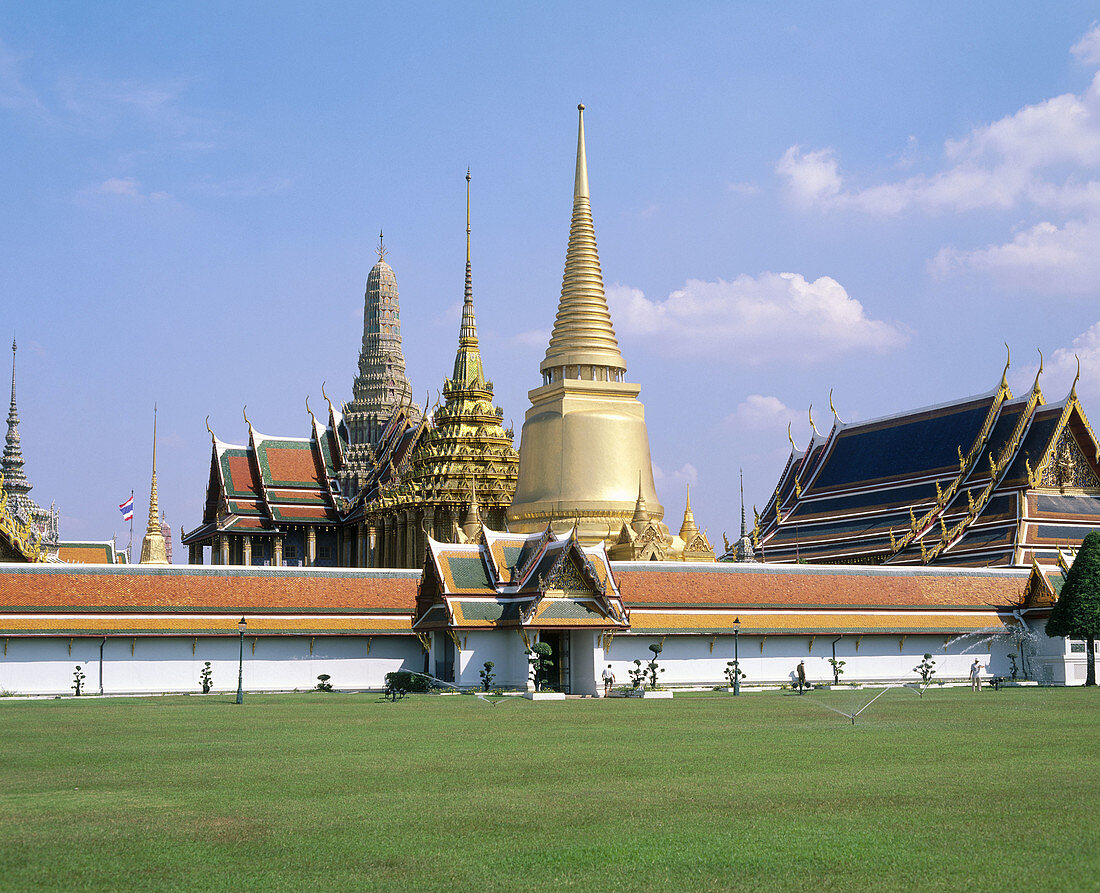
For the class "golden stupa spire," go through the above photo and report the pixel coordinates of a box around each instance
[139,404,169,564]
[540,103,626,375]
[452,169,485,388]
[678,485,700,541]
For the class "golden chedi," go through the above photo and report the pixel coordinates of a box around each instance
[508,105,664,543]
[139,407,169,565]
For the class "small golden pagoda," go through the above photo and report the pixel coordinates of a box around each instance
[508,104,664,543]
[362,171,519,563]
[139,407,169,565]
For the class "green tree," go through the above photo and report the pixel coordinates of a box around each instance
[1047,530,1100,686]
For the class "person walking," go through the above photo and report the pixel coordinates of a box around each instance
[796,660,807,694]
[970,658,982,692]
[602,664,615,697]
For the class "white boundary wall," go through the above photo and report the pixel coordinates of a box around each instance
[0,635,425,696]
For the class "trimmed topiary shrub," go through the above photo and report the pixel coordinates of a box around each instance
[1046,529,1100,686]
[384,670,433,693]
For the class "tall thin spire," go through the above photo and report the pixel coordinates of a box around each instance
[452,169,485,388]
[740,469,747,537]
[139,404,169,564]
[2,339,31,502]
[540,104,626,375]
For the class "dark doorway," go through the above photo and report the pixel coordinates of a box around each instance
[538,631,571,694]
[436,633,455,683]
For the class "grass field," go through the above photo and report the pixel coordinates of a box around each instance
[1,687,1097,892]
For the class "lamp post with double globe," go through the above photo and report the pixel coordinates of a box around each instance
[236,617,247,704]
[732,616,741,696]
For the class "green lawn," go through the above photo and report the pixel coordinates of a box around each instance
[1,688,1097,892]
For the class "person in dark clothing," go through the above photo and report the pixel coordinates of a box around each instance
[796,660,807,694]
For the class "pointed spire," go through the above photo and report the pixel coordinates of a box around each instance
[139,405,169,564]
[631,472,650,532]
[2,339,31,500]
[541,104,626,375]
[740,469,747,538]
[678,484,699,541]
[452,169,485,388]
[462,478,482,540]
[377,229,387,262]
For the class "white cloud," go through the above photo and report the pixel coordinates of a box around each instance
[929,217,1100,294]
[88,177,170,201]
[1050,321,1100,408]
[511,329,549,349]
[779,64,1100,216]
[724,395,793,431]
[776,146,842,209]
[0,36,46,115]
[1072,22,1100,66]
[652,462,698,488]
[607,272,907,364]
[727,180,759,196]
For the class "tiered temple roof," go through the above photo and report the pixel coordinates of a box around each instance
[749,353,1100,569]
[414,523,627,632]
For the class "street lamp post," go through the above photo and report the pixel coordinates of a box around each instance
[732,616,741,696]
[236,617,247,704]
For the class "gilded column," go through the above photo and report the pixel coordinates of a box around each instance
[274,535,283,567]
[242,536,252,566]
[219,536,229,565]
[306,528,316,567]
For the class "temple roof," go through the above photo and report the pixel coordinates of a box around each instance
[753,358,1100,569]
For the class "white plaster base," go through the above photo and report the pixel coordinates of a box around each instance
[523,691,566,700]
[637,689,673,698]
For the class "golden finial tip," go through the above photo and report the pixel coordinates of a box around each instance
[578,103,585,111]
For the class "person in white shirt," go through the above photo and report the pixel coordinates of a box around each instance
[601,664,615,697]
[970,658,982,691]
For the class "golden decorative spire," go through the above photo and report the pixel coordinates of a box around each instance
[452,169,485,388]
[377,229,387,262]
[540,104,626,375]
[630,473,650,531]
[139,404,169,565]
[678,485,699,541]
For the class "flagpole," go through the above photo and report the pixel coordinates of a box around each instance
[128,488,133,562]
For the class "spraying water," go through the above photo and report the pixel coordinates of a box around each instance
[391,671,509,707]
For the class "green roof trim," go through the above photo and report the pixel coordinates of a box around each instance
[446,555,494,591]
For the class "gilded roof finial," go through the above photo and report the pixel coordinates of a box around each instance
[679,483,699,541]
[1070,354,1081,400]
[377,229,387,262]
[1000,342,1011,391]
[139,403,168,564]
[205,415,215,444]
[809,404,821,438]
[541,103,626,375]
[787,421,797,452]
[242,404,252,432]
[453,169,485,388]
[1032,348,1044,393]
[305,395,315,426]
[829,388,845,425]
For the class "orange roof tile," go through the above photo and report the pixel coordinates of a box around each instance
[0,566,419,613]
[614,563,1029,609]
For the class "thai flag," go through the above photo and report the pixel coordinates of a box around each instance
[119,495,134,522]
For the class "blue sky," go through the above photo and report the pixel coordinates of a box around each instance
[3,3,1100,556]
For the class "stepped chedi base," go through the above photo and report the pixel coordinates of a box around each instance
[508,104,663,544]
